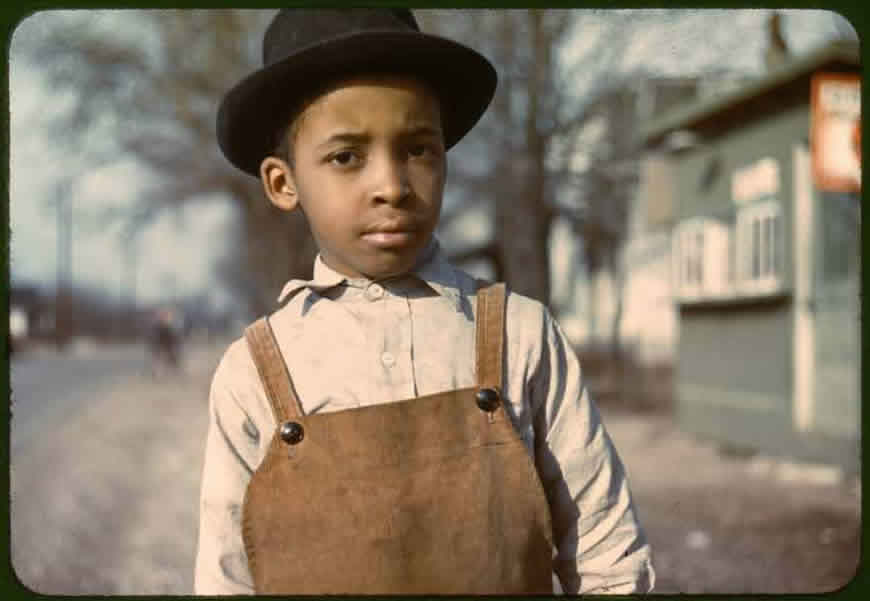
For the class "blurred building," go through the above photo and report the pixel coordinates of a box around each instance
[549,75,724,363]
[637,40,860,471]
[9,284,53,349]
[439,72,740,364]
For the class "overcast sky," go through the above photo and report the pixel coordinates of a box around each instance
[9,23,238,310]
[8,9,853,313]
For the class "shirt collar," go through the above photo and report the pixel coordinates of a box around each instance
[276,238,463,312]
[276,257,345,304]
[411,239,463,311]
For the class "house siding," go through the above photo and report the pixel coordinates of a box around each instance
[677,300,792,416]
[679,401,859,474]
[651,44,860,470]
[674,106,808,217]
[812,195,860,440]
[813,283,860,438]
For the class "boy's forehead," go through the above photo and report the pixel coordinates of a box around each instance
[300,75,442,133]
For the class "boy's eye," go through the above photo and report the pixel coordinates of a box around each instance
[408,143,440,159]
[329,150,360,166]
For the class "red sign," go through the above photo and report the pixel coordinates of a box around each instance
[811,72,861,193]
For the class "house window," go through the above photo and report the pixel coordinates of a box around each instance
[736,201,783,294]
[673,218,730,300]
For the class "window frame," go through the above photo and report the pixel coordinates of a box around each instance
[672,217,731,302]
[735,200,784,295]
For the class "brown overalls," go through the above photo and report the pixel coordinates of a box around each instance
[241,282,554,594]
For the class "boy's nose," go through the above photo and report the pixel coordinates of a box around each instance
[371,159,411,206]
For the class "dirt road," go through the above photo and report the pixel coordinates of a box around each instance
[602,408,861,594]
[8,343,862,594]
[10,341,222,594]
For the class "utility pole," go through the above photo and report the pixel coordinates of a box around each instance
[122,231,138,340]
[55,180,73,349]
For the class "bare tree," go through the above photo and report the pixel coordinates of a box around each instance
[422,9,844,351]
[420,9,644,313]
[420,10,583,303]
[15,9,316,317]
[17,8,847,327]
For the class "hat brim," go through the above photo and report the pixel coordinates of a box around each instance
[217,30,498,176]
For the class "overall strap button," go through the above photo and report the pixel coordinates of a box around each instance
[280,421,305,445]
[475,388,501,412]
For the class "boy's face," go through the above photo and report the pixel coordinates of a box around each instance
[261,75,446,280]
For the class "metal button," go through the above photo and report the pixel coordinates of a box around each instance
[280,421,304,445]
[475,388,501,412]
[381,351,395,367]
[366,283,384,300]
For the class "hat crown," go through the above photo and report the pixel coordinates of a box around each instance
[263,9,420,67]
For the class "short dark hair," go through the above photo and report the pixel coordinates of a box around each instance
[268,78,335,167]
[272,117,299,166]
[270,101,312,167]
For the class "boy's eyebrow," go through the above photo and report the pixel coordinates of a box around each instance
[316,124,443,150]
[400,124,442,138]
[317,131,371,149]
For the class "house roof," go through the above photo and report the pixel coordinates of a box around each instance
[638,41,860,149]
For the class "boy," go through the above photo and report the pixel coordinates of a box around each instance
[195,8,654,595]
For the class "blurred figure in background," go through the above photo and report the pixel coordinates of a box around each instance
[148,307,184,377]
[9,305,30,356]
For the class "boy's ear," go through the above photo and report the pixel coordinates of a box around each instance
[260,156,298,211]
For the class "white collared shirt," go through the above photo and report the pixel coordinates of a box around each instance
[194,240,655,595]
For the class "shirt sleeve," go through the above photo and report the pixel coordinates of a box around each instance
[193,345,261,595]
[529,308,655,594]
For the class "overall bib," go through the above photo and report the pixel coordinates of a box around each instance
[241,282,554,594]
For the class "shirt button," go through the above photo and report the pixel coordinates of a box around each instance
[366,283,384,301]
[381,352,396,367]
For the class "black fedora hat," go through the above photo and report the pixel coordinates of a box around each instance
[217,8,498,176]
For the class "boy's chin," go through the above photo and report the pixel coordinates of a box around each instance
[355,247,428,280]
[358,257,418,280]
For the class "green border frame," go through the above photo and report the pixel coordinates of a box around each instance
[2,2,866,601]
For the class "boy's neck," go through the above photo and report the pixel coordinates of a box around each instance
[317,237,440,284]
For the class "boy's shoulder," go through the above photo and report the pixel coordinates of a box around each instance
[503,287,552,343]
[453,266,553,336]
[211,334,258,391]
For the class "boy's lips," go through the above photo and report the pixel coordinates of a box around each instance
[361,220,420,248]
[361,231,416,247]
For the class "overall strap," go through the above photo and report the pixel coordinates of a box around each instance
[244,317,304,423]
[474,282,506,393]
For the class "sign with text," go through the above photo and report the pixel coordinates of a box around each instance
[731,157,780,205]
[811,72,861,193]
